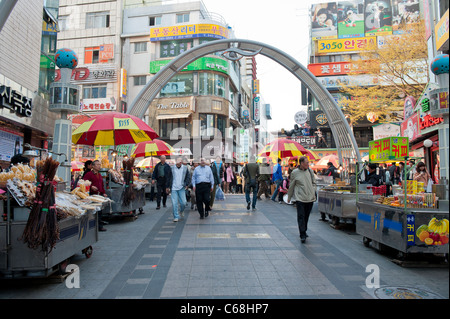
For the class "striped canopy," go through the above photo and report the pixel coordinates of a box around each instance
[258,138,319,162]
[131,139,174,158]
[72,112,158,146]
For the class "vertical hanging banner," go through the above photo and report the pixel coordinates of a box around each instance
[252,79,260,94]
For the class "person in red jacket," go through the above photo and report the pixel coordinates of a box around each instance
[83,160,107,231]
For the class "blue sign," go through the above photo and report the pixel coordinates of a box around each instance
[406,214,415,246]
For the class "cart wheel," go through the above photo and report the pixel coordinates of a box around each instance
[82,246,93,258]
[58,258,70,274]
[138,207,144,214]
[363,236,371,247]
[331,216,340,226]
[320,213,327,221]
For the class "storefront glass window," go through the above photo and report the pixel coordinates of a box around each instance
[199,113,225,137]
[199,73,225,98]
[160,73,193,97]
[159,118,191,138]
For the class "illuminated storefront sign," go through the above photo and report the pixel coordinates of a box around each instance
[150,23,229,41]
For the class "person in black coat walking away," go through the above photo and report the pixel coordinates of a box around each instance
[151,155,173,209]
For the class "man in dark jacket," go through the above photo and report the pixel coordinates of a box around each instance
[257,158,271,199]
[151,155,173,209]
[243,156,259,211]
[325,162,337,178]
[363,163,381,186]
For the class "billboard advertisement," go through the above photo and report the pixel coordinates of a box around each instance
[337,0,365,38]
[392,0,421,35]
[311,2,338,39]
[364,0,393,36]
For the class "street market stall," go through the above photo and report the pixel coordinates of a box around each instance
[104,161,148,217]
[0,159,109,278]
[71,112,158,218]
[131,140,173,201]
[356,137,449,258]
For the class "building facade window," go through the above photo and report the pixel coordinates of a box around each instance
[134,42,147,53]
[86,11,110,29]
[84,47,109,64]
[134,76,147,86]
[199,113,226,137]
[58,15,69,31]
[176,13,189,23]
[149,16,162,26]
[199,72,225,98]
[160,39,193,58]
[159,118,191,138]
[160,73,194,97]
[83,84,107,99]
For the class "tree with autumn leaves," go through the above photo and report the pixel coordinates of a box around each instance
[338,21,429,125]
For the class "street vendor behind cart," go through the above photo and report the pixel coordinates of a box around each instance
[82,159,108,231]
[361,163,381,186]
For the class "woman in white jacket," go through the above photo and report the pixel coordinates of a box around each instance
[287,156,317,243]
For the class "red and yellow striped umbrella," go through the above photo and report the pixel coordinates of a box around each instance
[131,139,174,158]
[258,138,319,162]
[72,112,158,146]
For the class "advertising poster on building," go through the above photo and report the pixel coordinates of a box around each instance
[0,128,24,162]
[391,0,421,35]
[401,113,420,142]
[337,0,365,38]
[311,2,338,39]
[364,0,393,36]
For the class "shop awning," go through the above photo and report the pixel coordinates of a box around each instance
[156,113,191,120]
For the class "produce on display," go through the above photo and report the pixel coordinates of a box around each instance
[416,218,449,246]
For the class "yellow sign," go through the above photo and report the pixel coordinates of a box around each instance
[120,68,127,98]
[252,79,260,94]
[317,37,376,54]
[435,9,449,51]
[150,23,229,41]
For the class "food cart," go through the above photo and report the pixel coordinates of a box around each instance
[103,167,147,218]
[318,184,368,225]
[356,137,449,259]
[0,163,101,279]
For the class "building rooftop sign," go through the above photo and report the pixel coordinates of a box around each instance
[150,23,229,42]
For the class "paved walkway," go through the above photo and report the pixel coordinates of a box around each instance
[0,194,448,299]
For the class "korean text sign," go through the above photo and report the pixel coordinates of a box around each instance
[369,136,409,162]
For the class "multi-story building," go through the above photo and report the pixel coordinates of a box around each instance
[0,0,59,168]
[122,0,256,163]
[57,0,124,115]
[305,0,448,180]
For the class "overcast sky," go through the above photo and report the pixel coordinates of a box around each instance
[201,0,323,133]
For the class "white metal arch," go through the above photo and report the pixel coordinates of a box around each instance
[127,38,361,164]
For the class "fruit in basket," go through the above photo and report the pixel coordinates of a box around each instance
[428,218,449,234]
